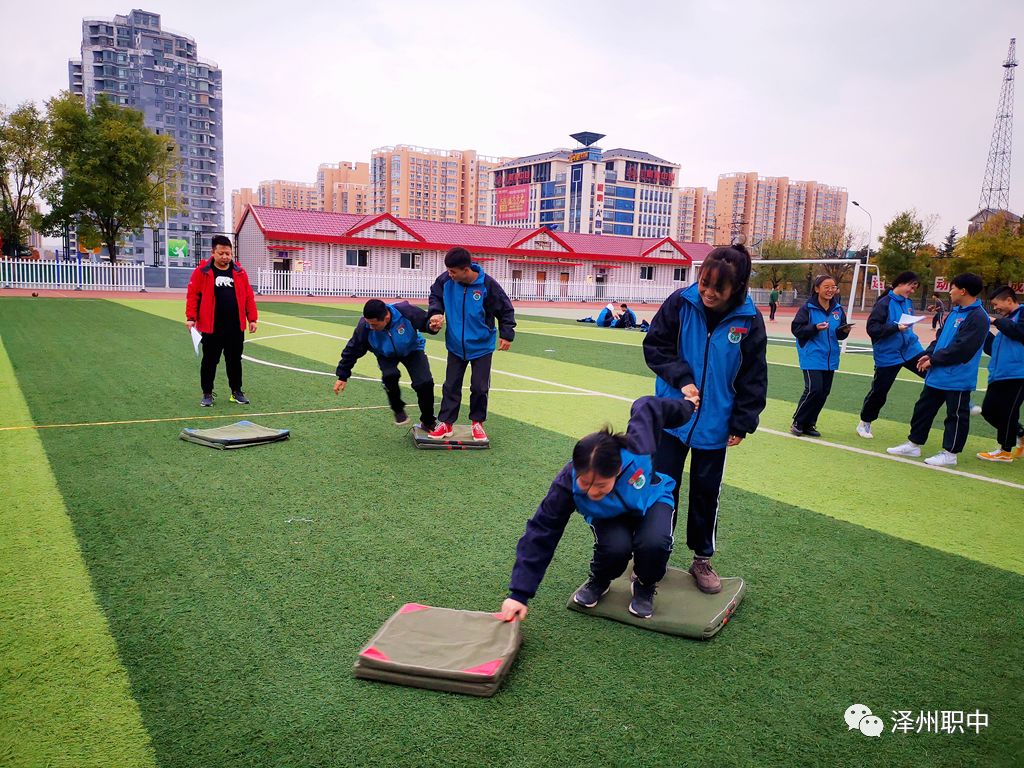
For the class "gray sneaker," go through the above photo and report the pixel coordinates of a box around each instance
[628,579,657,618]
[573,577,610,608]
[200,393,214,407]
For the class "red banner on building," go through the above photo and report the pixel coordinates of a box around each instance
[496,184,530,222]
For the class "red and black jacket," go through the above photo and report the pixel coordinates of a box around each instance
[185,259,258,334]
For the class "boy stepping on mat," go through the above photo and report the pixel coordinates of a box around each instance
[334,300,438,430]
[426,246,516,441]
[498,396,696,622]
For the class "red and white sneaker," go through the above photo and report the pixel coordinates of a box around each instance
[426,421,453,440]
[471,421,488,441]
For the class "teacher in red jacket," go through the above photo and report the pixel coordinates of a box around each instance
[185,235,258,407]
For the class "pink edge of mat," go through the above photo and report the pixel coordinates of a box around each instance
[463,659,503,676]
[399,603,431,613]
[361,646,390,661]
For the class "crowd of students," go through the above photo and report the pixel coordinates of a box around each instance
[186,239,1022,621]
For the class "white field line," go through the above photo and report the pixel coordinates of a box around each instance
[259,319,1010,482]
[246,332,313,343]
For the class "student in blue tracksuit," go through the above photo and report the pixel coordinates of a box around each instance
[790,275,852,437]
[595,303,617,327]
[977,285,1024,462]
[334,299,437,429]
[498,396,696,622]
[856,271,926,439]
[643,244,768,595]
[887,273,989,467]
[612,304,637,328]
[426,246,516,442]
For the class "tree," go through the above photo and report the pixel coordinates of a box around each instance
[0,102,54,257]
[875,210,928,280]
[939,226,958,258]
[756,238,806,290]
[807,222,858,283]
[42,92,180,261]
[951,213,1024,292]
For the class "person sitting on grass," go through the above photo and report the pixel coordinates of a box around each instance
[498,395,696,623]
[333,299,438,430]
[595,302,618,327]
[613,303,637,329]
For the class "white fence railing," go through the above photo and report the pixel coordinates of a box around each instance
[257,271,683,303]
[1,259,146,292]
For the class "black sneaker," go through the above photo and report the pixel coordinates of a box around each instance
[573,577,610,608]
[789,422,803,436]
[394,409,410,426]
[629,579,657,618]
[230,390,250,405]
[200,393,214,407]
[804,425,821,437]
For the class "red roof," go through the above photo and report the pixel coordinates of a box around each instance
[237,205,706,266]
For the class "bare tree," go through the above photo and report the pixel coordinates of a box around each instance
[807,222,858,283]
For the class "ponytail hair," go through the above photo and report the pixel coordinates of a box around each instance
[572,427,628,478]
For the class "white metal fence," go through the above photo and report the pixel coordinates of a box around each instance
[256,270,686,303]
[1,259,146,292]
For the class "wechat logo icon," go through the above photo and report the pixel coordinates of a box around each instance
[845,704,883,737]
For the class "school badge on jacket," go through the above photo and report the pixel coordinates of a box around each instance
[628,468,646,489]
[728,326,748,344]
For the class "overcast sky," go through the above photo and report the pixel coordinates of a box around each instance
[2,0,1022,246]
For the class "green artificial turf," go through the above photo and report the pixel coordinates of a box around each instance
[1,297,1021,767]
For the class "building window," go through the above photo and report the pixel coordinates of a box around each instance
[640,266,655,281]
[400,252,421,270]
[346,249,369,267]
[673,267,687,282]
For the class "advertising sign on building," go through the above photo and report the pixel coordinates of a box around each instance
[934,276,950,292]
[496,184,530,222]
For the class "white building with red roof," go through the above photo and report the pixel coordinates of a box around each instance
[235,205,712,302]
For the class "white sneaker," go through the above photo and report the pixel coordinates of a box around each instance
[970,404,982,416]
[856,421,873,439]
[924,450,958,467]
[887,441,921,457]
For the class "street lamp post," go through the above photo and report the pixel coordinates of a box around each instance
[164,144,174,289]
[852,200,873,310]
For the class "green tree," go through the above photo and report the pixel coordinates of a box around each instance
[939,226,958,258]
[42,92,181,261]
[875,210,927,280]
[807,222,858,283]
[756,238,806,290]
[0,102,54,256]
[951,213,1024,291]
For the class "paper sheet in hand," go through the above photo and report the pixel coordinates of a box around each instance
[190,327,202,356]
[898,313,926,326]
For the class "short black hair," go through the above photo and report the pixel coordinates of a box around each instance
[892,271,918,287]
[952,273,983,297]
[211,234,232,250]
[620,303,628,308]
[698,243,752,312]
[989,285,1018,303]
[572,427,628,478]
[444,246,472,269]
[362,299,388,320]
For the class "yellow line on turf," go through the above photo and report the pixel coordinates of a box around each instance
[0,404,391,432]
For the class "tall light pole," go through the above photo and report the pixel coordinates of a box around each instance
[164,143,174,289]
[852,200,873,310]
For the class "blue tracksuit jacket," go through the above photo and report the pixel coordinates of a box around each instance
[924,300,988,391]
[645,283,768,450]
[985,305,1024,383]
[867,291,925,367]
[792,298,851,371]
[428,264,516,360]
[335,302,432,380]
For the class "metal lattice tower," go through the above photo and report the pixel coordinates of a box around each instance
[979,38,1017,211]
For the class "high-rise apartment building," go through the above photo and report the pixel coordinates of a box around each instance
[371,145,504,225]
[677,187,717,245]
[230,188,259,230]
[490,133,680,239]
[317,162,370,215]
[713,172,847,249]
[257,180,320,210]
[69,10,223,262]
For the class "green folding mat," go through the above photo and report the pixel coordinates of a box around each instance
[353,603,522,697]
[411,424,490,450]
[179,420,290,450]
[567,564,745,640]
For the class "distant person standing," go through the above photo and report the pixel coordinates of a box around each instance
[790,276,852,437]
[856,271,925,439]
[976,286,1024,462]
[887,274,988,467]
[426,247,516,442]
[185,235,258,407]
[768,287,779,321]
[928,292,946,333]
